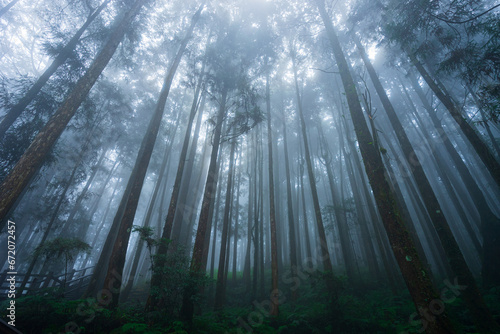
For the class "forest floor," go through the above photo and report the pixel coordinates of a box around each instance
[2,272,500,333]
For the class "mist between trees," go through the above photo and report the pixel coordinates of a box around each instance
[0,0,499,333]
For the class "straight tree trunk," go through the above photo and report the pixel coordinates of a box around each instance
[258,131,265,298]
[315,2,454,332]
[336,121,380,281]
[120,138,172,301]
[317,124,357,280]
[176,94,208,245]
[298,153,313,261]
[242,142,254,291]
[214,138,236,310]
[409,53,500,188]
[81,176,121,270]
[180,87,228,322]
[0,0,111,138]
[265,72,279,316]
[59,147,108,237]
[291,49,333,274]
[356,35,498,332]
[232,169,241,284]
[209,157,224,279]
[19,152,83,294]
[223,168,235,287]
[0,0,147,229]
[100,7,202,308]
[337,103,400,288]
[0,0,20,19]
[282,108,299,300]
[162,60,206,243]
[407,72,500,287]
[252,131,260,301]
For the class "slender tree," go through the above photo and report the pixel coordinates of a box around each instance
[0,0,111,139]
[99,5,203,308]
[0,0,147,229]
[265,71,279,316]
[0,0,20,18]
[290,43,333,274]
[314,1,455,332]
[214,137,237,310]
[281,103,299,300]
[409,53,500,188]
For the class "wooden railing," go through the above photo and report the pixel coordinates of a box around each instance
[0,266,95,300]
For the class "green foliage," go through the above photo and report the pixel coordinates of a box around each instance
[110,323,162,334]
[6,279,499,333]
[33,237,91,262]
[145,237,210,326]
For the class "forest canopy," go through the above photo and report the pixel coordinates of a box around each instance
[0,0,499,333]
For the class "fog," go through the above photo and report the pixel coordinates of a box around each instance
[0,0,499,333]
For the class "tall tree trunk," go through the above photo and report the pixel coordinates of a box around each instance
[291,48,333,274]
[162,60,206,243]
[407,72,500,287]
[81,175,121,270]
[243,142,254,291]
[0,0,147,228]
[177,95,209,246]
[337,102,400,288]
[120,138,172,301]
[100,7,202,308]
[298,153,313,261]
[223,168,235,288]
[317,124,357,281]
[409,53,500,188]
[315,2,454,332]
[265,72,279,316]
[282,108,298,300]
[356,35,498,332]
[0,0,111,138]
[214,138,236,310]
[232,169,241,284]
[252,131,260,301]
[0,0,20,19]
[59,147,108,237]
[336,120,381,282]
[209,157,224,279]
[258,131,265,298]
[19,152,83,294]
[180,87,228,322]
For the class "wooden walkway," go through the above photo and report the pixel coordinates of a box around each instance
[0,266,94,300]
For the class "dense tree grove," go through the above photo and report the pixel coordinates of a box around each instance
[0,0,499,333]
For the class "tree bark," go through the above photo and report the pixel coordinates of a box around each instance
[100,6,202,308]
[232,169,241,284]
[0,0,147,229]
[406,72,500,287]
[0,0,111,138]
[356,35,500,332]
[214,137,237,310]
[180,87,227,322]
[317,124,357,280]
[315,1,454,332]
[291,48,333,274]
[282,107,299,300]
[19,151,83,294]
[162,61,206,243]
[265,72,279,316]
[409,53,500,189]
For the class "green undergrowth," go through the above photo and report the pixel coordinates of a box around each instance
[2,279,499,333]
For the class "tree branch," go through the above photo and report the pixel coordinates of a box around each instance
[429,4,500,24]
